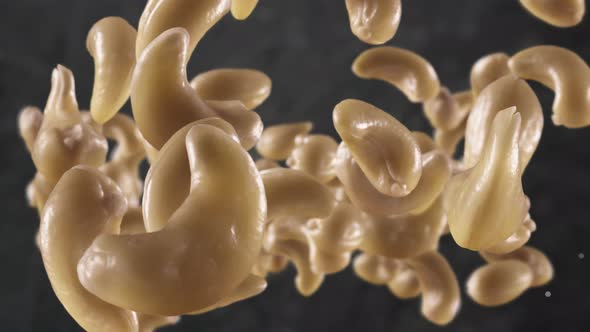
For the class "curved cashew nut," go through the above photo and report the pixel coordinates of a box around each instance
[335,143,450,216]
[481,245,553,287]
[464,75,543,172]
[191,68,272,110]
[433,90,473,156]
[445,108,529,251]
[359,198,446,258]
[39,166,137,331]
[484,214,536,255]
[411,131,436,153]
[87,17,137,124]
[509,45,590,128]
[204,100,263,150]
[353,253,398,285]
[256,122,313,160]
[387,262,421,299]
[469,52,511,97]
[136,0,230,59]
[77,124,266,315]
[519,0,585,27]
[286,134,339,183]
[423,87,468,131]
[333,99,422,197]
[345,0,402,45]
[408,251,460,326]
[131,28,261,149]
[231,0,259,20]
[352,47,440,102]
[466,260,533,306]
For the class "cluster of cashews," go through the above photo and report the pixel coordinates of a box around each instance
[17,0,590,331]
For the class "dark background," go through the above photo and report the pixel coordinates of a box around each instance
[1,0,590,331]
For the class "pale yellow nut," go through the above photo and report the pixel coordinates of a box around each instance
[231,0,259,20]
[325,177,349,202]
[464,75,543,172]
[87,17,137,124]
[408,251,460,326]
[256,122,313,160]
[469,52,511,97]
[466,260,533,307]
[353,253,398,285]
[387,262,421,299]
[131,28,260,149]
[433,90,473,156]
[190,274,267,314]
[306,201,364,274]
[136,0,230,59]
[345,0,402,45]
[204,100,263,150]
[26,173,52,211]
[77,124,266,315]
[519,0,585,27]
[251,248,288,277]
[485,214,536,255]
[445,108,529,251]
[18,106,43,153]
[411,131,436,153]
[39,166,137,332]
[352,47,440,102]
[423,87,468,131]
[481,245,553,287]
[359,198,446,258]
[32,66,108,183]
[260,168,335,221]
[255,159,280,171]
[191,68,272,110]
[333,99,422,197]
[335,143,450,216]
[509,45,590,128]
[286,134,339,183]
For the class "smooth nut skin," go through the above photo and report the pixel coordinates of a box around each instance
[32,66,108,184]
[39,166,137,332]
[509,45,590,128]
[136,0,230,58]
[433,90,473,156]
[387,262,421,299]
[423,87,467,131]
[256,122,313,160]
[519,0,585,27]
[469,52,511,97]
[191,68,272,110]
[353,253,398,285]
[77,124,266,315]
[408,251,461,326]
[481,245,553,287]
[231,0,259,20]
[466,260,533,307]
[286,134,339,183]
[359,198,446,259]
[345,0,402,45]
[261,168,335,221]
[190,274,267,314]
[411,131,436,153]
[333,99,422,197]
[87,17,137,124]
[464,75,543,172]
[335,143,450,216]
[484,215,536,255]
[131,28,261,149]
[445,108,529,251]
[255,159,280,171]
[352,47,440,102]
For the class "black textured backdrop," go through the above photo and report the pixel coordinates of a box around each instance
[1,1,590,331]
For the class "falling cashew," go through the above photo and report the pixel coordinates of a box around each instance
[345,0,402,45]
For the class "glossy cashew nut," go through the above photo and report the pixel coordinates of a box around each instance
[345,0,402,45]
[433,90,473,156]
[204,100,263,150]
[466,260,533,306]
[77,124,266,315]
[256,122,313,160]
[408,251,461,326]
[31,65,108,184]
[445,108,529,251]
[387,261,421,299]
[469,52,511,97]
[286,134,339,183]
[519,0,585,27]
[423,87,467,131]
[335,143,450,216]
[39,166,137,331]
[411,131,437,153]
[359,198,446,258]
[87,17,137,124]
[484,214,536,255]
[251,247,288,277]
[231,0,259,20]
[352,47,440,102]
[333,99,422,197]
[136,0,230,58]
[191,68,272,110]
[481,245,553,287]
[131,28,261,149]
[464,75,543,172]
[353,253,399,285]
[509,45,590,128]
